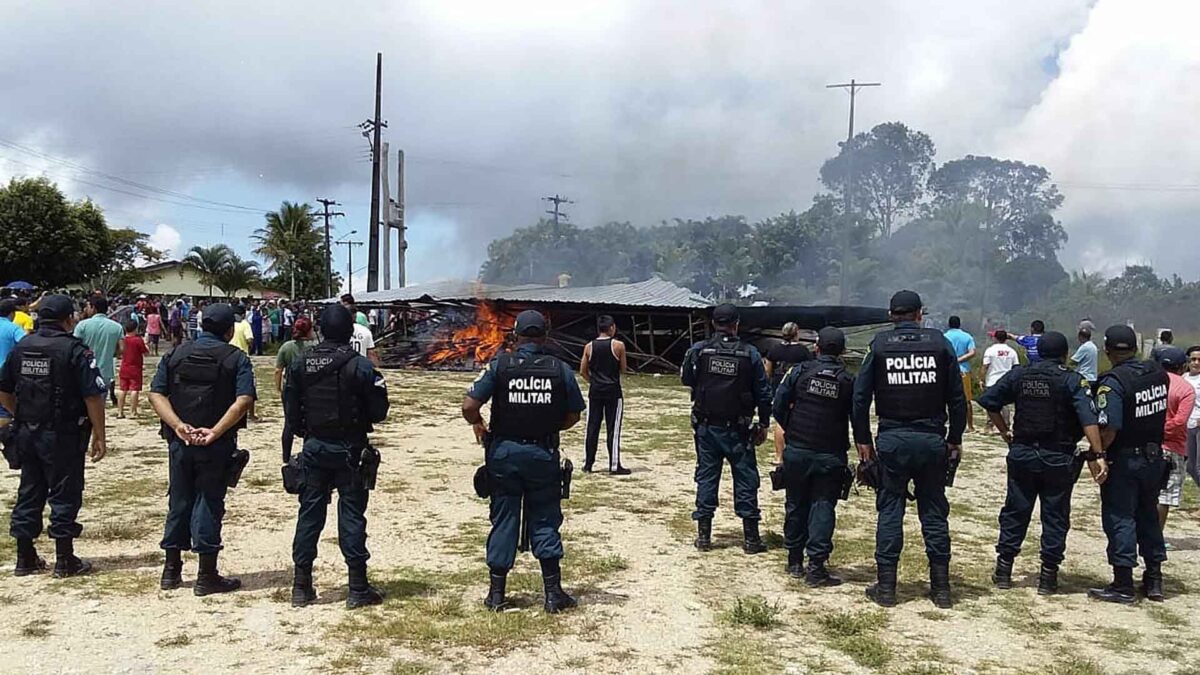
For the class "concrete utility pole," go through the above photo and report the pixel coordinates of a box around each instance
[381,142,391,291]
[542,194,573,230]
[827,78,880,305]
[395,148,407,288]
[336,239,364,294]
[360,52,387,293]
[316,198,345,299]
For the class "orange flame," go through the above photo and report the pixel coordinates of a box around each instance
[426,302,513,365]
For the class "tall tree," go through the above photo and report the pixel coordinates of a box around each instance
[88,228,166,295]
[214,253,261,298]
[254,201,325,298]
[0,177,110,287]
[819,122,935,238]
[183,244,233,298]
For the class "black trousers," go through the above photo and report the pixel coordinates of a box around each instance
[584,396,623,471]
[161,438,232,554]
[995,444,1082,566]
[9,426,87,541]
[292,439,370,568]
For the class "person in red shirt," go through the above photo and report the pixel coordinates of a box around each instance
[1156,348,1195,533]
[118,320,149,419]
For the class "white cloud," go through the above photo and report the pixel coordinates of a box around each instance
[148,224,182,259]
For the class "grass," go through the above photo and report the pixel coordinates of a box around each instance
[722,595,781,629]
[1025,656,1107,675]
[390,660,433,675]
[710,630,781,675]
[993,593,1064,637]
[155,634,193,648]
[89,519,157,541]
[19,618,52,639]
[816,609,891,670]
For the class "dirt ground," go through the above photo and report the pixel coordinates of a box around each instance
[1,358,1198,674]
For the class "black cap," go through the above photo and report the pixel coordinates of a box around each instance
[712,303,740,326]
[816,326,846,355]
[37,294,75,321]
[889,290,922,313]
[320,304,354,343]
[514,310,547,337]
[1037,331,1069,359]
[201,303,236,335]
[1104,325,1138,351]
[1156,346,1187,369]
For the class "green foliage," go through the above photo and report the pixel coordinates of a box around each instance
[89,227,166,294]
[254,201,338,298]
[0,177,114,288]
[183,244,234,297]
[722,595,781,629]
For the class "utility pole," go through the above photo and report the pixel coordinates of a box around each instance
[335,240,364,294]
[316,198,344,299]
[381,142,392,291]
[542,194,573,230]
[395,149,407,288]
[827,78,880,305]
[360,52,387,293]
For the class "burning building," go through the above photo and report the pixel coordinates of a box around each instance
[333,277,890,372]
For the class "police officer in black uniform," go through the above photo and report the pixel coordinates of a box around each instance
[977,331,1106,595]
[682,303,773,554]
[285,304,390,608]
[771,326,854,587]
[0,295,107,578]
[462,310,586,613]
[148,303,255,596]
[1088,325,1170,604]
[851,290,966,609]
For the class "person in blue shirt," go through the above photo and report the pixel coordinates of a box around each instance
[148,303,256,597]
[943,316,977,433]
[462,310,585,614]
[1015,320,1046,363]
[1070,328,1099,386]
[0,299,25,369]
[681,304,774,555]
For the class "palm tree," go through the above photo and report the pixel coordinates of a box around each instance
[254,201,318,299]
[213,253,261,298]
[183,244,234,298]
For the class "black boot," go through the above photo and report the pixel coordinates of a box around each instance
[742,519,767,555]
[483,569,508,611]
[1037,562,1059,596]
[540,558,577,614]
[194,553,240,596]
[291,564,316,607]
[992,556,1014,590]
[345,563,384,609]
[1087,566,1136,605]
[14,538,46,576]
[806,560,844,588]
[160,549,183,590]
[866,564,897,607]
[929,562,953,609]
[786,549,804,578]
[51,538,92,578]
[1142,563,1164,602]
[694,517,713,552]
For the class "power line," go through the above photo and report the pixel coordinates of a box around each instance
[826,78,881,306]
[316,198,346,299]
[542,193,574,228]
[335,239,364,295]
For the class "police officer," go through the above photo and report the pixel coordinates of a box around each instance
[977,331,1106,595]
[0,295,107,578]
[851,290,966,609]
[682,303,773,554]
[1088,325,1170,604]
[771,326,854,587]
[462,310,585,613]
[148,303,255,596]
[285,305,390,609]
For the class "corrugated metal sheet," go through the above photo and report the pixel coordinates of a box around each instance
[331,276,712,309]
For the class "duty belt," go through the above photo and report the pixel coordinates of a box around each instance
[692,414,752,429]
[1110,443,1164,459]
[1015,440,1077,455]
[493,435,557,449]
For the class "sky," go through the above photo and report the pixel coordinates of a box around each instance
[1,0,1197,293]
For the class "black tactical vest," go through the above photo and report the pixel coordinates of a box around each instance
[1107,360,1169,450]
[299,344,361,438]
[490,351,568,439]
[13,329,84,426]
[784,360,852,452]
[1012,361,1084,449]
[162,339,242,436]
[694,336,755,421]
[872,327,948,421]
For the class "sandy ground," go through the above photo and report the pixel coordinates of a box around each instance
[1,357,1199,675]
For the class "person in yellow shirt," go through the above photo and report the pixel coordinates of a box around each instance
[230,306,258,420]
[12,297,33,333]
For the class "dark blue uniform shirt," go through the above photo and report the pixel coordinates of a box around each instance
[467,343,586,413]
[1094,362,1134,432]
[150,332,257,400]
[0,325,106,401]
[283,344,390,437]
[977,362,1098,434]
[681,333,773,427]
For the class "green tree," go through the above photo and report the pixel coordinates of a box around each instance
[183,244,234,298]
[88,228,166,295]
[820,122,935,238]
[213,253,261,298]
[254,201,330,298]
[0,177,110,287]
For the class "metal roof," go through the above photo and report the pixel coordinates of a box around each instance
[333,276,712,309]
